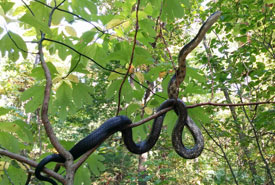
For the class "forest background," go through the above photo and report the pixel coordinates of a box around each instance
[0,0,274,184]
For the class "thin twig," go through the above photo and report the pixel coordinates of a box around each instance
[21,0,35,16]
[204,147,223,158]
[42,38,165,99]
[33,0,104,33]
[5,30,37,55]
[128,106,173,128]
[239,95,274,184]
[127,100,274,128]
[186,100,274,108]
[201,124,239,185]
[116,0,141,116]
[63,55,81,79]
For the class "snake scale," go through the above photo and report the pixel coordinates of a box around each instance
[35,11,221,185]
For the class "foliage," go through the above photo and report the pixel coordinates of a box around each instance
[0,0,274,184]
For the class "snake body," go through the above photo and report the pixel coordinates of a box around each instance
[35,12,221,185]
[35,100,177,184]
[168,11,221,158]
[168,11,221,99]
[35,116,132,185]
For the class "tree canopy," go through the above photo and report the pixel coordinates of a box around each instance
[0,0,274,184]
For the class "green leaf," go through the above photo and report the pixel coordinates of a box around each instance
[0,2,14,14]
[28,1,51,24]
[264,0,275,3]
[21,85,44,113]
[186,67,206,83]
[31,62,58,80]
[65,26,77,37]
[74,165,91,184]
[93,45,109,67]
[0,132,20,153]
[19,13,52,35]
[145,65,166,81]
[106,17,125,29]
[250,55,256,63]
[107,42,131,65]
[182,0,190,8]
[184,84,207,94]
[127,104,140,115]
[188,107,210,123]
[108,68,126,81]
[123,80,134,102]
[139,19,156,37]
[106,80,122,100]
[0,32,27,61]
[0,120,33,143]
[71,0,96,20]
[59,140,74,151]
[21,85,43,101]
[24,94,44,113]
[1,164,26,185]
[161,0,185,21]
[52,9,65,25]
[132,119,148,140]
[72,83,93,108]
[81,31,96,45]
[55,82,73,120]
[164,111,177,135]
[134,47,154,65]
[9,32,28,59]
[0,107,10,116]
[86,154,105,176]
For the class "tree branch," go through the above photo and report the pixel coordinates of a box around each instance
[238,94,274,184]
[38,0,71,161]
[201,124,239,185]
[0,149,65,184]
[33,0,104,33]
[126,100,274,129]
[42,37,166,100]
[116,0,141,116]
[186,100,274,108]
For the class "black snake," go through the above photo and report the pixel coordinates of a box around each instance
[35,11,221,185]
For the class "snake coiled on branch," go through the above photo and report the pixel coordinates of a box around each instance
[35,11,221,185]
[169,11,221,158]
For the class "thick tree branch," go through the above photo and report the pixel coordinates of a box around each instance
[38,1,76,184]
[38,1,71,162]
